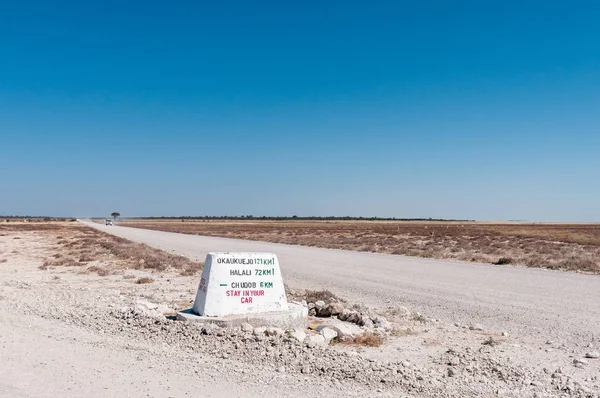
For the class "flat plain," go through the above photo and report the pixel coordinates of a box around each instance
[120,220,600,273]
[3,221,600,397]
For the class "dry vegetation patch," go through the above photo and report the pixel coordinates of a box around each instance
[120,220,600,273]
[1,222,203,276]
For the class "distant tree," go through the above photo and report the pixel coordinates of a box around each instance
[292,215,298,219]
[111,212,121,220]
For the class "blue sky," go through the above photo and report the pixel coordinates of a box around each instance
[1,1,599,220]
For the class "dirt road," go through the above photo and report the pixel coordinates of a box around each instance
[88,221,600,345]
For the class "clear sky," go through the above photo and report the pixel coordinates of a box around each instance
[1,1,599,221]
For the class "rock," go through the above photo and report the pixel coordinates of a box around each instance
[240,323,254,333]
[573,358,588,368]
[301,366,311,374]
[447,368,455,377]
[346,311,360,324]
[253,326,267,336]
[134,300,165,318]
[288,328,306,343]
[401,361,411,368]
[308,308,317,316]
[338,309,350,321]
[585,351,600,359]
[265,327,284,337]
[327,302,345,316]
[372,316,389,330]
[308,302,316,309]
[501,332,509,337]
[331,322,363,338]
[276,366,285,373]
[304,334,327,347]
[320,327,338,343]
[361,316,374,329]
[314,300,326,312]
[469,324,484,331]
[301,300,307,307]
[317,305,332,317]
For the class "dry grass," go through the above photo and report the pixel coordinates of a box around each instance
[136,277,154,284]
[2,222,203,276]
[120,220,600,273]
[292,289,346,304]
[87,265,111,276]
[335,333,384,347]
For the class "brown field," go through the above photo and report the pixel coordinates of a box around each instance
[0,222,203,276]
[119,220,600,273]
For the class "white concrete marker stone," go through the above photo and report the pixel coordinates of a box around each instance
[178,252,307,329]
[193,252,288,316]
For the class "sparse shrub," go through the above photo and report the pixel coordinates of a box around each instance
[494,257,513,265]
[413,313,427,323]
[300,289,345,304]
[136,277,154,284]
[179,262,204,276]
[87,265,110,276]
[339,333,384,347]
[483,336,501,347]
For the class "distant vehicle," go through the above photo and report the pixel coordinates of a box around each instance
[105,219,113,226]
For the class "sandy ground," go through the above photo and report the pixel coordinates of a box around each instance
[88,222,600,346]
[0,228,382,398]
[2,222,600,397]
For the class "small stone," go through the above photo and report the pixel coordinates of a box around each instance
[320,327,338,343]
[240,323,254,333]
[585,351,600,359]
[276,366,285,373]
[501,332,508,337]
[401,361,411,368]
[265,327,284,337]
[288,328,306,343]
[362,317,374,329]
[331,322,363,338]
[573,358,588,367]
[304,334,327,347]
[314,300,326,311]
[447,368,455,377]
[327,302,345,316]
[301,366,311,374]
[469,324,484,331]
[346,311,360,324]
[253,326,267,336]
[338,309,350,321]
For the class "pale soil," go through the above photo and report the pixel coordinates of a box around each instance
[1,223,599,397]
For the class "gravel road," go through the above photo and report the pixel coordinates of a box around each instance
[87,221,600,345]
